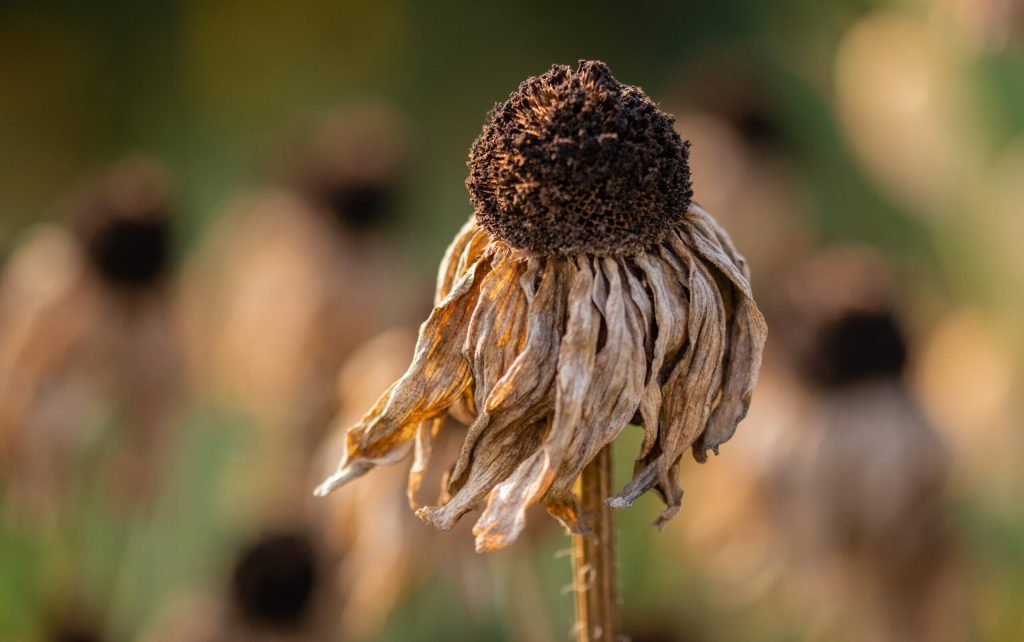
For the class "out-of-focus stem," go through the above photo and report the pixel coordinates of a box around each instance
[572,445,618,641]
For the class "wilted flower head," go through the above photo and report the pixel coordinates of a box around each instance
[316,60,767,552]
[0,157,183,517]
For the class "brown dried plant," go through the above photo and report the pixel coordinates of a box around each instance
[0,158,183,516]
[316,61,766,557]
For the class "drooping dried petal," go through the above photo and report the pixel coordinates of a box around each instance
[315,253,490,496]
[417,261,565,533]
[317,200,766,550]
[435,218,478,303]
[682,207,768,459]
[447,258,563,488]
[469,258,600,549]
[632,251,690,459]
[436,220,491,304]
[406,416,442,508]
[541,258,646,523]
[608,211,767,526]
[417,417,549,535]
[464,247,529,414]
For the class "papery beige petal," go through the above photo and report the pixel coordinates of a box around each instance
[605,458,658,509]
[417,418,549,532]
[447,259,564,488]
[418,260,566,533]
[676,216,768,460]
[407,416,442,508]
[315,253,489,496]
[693,290,766,460]
[611,243,727,523]
[443,227,493,302]
[473,449,552,552]
[687,203,750,280]
[470,257,600,549]
[482,258,559,413]
[632,252,690,460]
[464,247,528,413]
[655,244,726,474]
[621,259,654,365]
[680,213,751,297]
[544,258,646,505]
[435,218,480,303]
[653,460,684,528]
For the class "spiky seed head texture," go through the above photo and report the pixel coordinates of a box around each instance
[467,60,692,256]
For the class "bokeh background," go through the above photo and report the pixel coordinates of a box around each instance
[1,0,1022,640]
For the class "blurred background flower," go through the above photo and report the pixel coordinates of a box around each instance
[0,0,1021,640]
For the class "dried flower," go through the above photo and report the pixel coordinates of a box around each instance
[0,157,183,515]
[316,60,767,552]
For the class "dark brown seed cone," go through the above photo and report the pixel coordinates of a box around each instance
[806,308,908,387]
[466,60,692,256]
[71,158,173,288]
[230,531,319,630]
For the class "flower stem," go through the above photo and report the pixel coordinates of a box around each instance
[572,445,618,641]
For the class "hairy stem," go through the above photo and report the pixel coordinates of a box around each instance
[572,445,618,641]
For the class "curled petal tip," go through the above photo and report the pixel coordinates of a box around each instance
[653,502,682,530]
[313,468,359,497]
[313,478,340,498]
[604,496,632,510]
[473,530,515,553]
[415,505,458,531]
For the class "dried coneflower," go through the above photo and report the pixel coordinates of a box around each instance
[0,157,182,516]
[315,60,766,639]
[770,249,954,641]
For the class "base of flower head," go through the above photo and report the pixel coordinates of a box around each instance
[316,204,766,551]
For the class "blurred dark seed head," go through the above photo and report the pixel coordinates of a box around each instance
[311,181,396,233]
[730,101,785,149]
[805,308,908,386]
[71,158,173,290]
[230,531,319,630]
[675,51,788,150]
[467,59,693,256]
[771,247,909,389]
[50,627,101,642]
[46,609,103,642]
[283,102,408,235]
